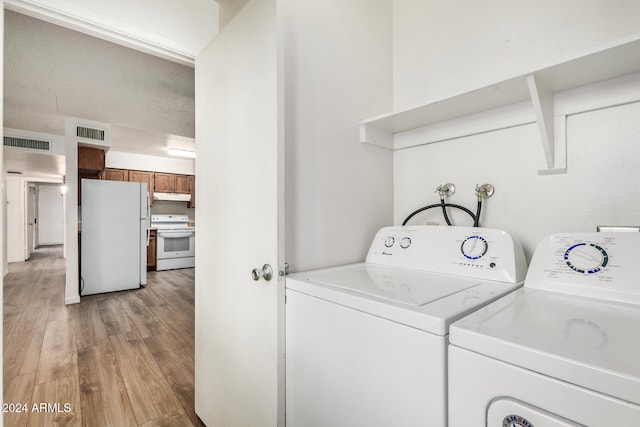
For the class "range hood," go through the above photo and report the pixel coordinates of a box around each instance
[153,192,191,202]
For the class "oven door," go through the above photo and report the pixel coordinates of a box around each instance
[156,229,195,259]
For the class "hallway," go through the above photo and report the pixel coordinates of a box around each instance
[3,245,203,426]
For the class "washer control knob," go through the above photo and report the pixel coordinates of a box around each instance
[400,237,412,249]
[564,243,608,274]
[384,236,395,248]
[461,235,488,260]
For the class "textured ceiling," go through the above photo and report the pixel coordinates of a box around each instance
[4,10,196,177]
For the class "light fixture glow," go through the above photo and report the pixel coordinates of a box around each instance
[167,148,196,159]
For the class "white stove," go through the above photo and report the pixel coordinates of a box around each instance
[151,214,195,271]
[285,225,527,427]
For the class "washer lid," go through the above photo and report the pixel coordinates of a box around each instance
[287,263,522,335]
[303,264,477,306]
[450,288,640,404]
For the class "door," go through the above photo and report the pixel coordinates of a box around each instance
[194,0,284,426]
[26,185,37,258]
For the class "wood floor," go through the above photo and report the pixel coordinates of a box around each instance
[3,246,204,427]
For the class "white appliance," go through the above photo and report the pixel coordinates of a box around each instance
[81,179,149,295]
[153,192,191,202]
[448,232,640,426]
[286,225,527,427]
[151,214,195,271]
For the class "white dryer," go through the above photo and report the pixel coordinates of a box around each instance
[286,225,526,427]
[449,232,640,426]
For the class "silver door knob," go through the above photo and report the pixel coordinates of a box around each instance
[252,264,273,281]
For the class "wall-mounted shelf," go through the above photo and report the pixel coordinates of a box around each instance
[360,34,640,174]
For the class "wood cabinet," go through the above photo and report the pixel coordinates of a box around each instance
[174,174,191,194]
[90,167,195,207]
[147,229,157,271]
[188,175,196,208]
[78,146,105,174]
[103,168,129,181]
[154,173,174,193]
[155,173,192,197]
[78,147,106,205]
[129,170,155,206]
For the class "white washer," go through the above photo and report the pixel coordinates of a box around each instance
[449,232,640,427]
[286,225,526,427]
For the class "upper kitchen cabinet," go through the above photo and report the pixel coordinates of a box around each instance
[78,146,105,176]
[155,172,192,194]
[154,172,174,193]
[128,170,155,206]
[78,146,106,205]
[174,174,191,194]
[103,168,129,181]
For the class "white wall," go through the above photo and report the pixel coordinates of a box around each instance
[106,150,195,175]
[0,1,4,414]
[38,184,64,245]
[64,120,80,305]
[151,200,194,221]
[393,0,640,110]
[6,175,24,262]
[392,0,640,260]
[283,0,394,272]
[218,0,250,29]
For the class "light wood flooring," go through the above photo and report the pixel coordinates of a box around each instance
[3,245,204,427]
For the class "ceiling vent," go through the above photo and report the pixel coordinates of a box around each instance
[76,126,105,141]
[4,136,51,151]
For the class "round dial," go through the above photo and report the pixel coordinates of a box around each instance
[564,243,608,274]
[461,235,488,260]
[384,236,395,248]
[400,237,412,249]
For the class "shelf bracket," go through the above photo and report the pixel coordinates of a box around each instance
[527,74,565,174]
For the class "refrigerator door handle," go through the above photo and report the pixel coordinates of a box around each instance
[146,191,151,246]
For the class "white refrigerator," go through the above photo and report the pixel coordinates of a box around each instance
[81,179,149,296]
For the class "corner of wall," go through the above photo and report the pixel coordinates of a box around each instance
[63,119,80,305]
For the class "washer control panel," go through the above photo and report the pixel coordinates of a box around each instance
[461,235,488,260]
[525,232,640,305]
[563,242,608,274]
[366,226,526,283]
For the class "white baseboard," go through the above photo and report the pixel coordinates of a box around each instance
[65,296,80,305]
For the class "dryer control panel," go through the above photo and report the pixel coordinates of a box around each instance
[525,232,640,305]
[366,226,527,284]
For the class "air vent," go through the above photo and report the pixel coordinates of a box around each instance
[76,126,105,141]
[4,136,50,151]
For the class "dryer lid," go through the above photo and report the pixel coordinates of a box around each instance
[450,288,640,404]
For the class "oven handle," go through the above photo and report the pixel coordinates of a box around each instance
[157,231,195,239]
